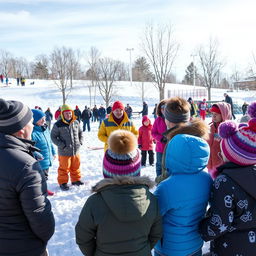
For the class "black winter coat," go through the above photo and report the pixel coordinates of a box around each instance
[200,162,256,255]
[0,133,55,256]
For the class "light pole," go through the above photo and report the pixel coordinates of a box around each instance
[191,54,197,90]
[126,48,134,87]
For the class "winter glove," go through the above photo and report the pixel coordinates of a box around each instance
[138,144,142,149]
[160,137,167,144]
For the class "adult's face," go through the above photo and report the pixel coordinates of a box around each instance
[63,111,72,121]
[22,119,34,140]
[113,108,124,119]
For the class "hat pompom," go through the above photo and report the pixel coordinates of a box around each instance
[219,121,238,138]
[108,130,137,154]
[248,102,256,119]
[248,118,256,132]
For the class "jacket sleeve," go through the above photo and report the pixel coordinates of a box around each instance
[149,197,162,249]
[18,161,55,242]
[75,196,96,256]
[50,124,65,149]
[199,175,235,241]
[98,121,108,143]
[138,128,142,146]
[78,122,83,145]
[131,122,138,136]
[152,120,163,142]
[154,182,171,216]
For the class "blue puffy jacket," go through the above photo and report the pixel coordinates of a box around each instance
[32,125,56,170]
[154,134,212,256]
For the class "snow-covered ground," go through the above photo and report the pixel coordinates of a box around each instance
[1,79,254,255]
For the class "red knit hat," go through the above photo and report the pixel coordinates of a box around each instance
[112,101,125,111]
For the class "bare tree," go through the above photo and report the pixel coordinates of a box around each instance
[87,47,101,107]
[96,57,121,108]
[0,50,13,78]
[50,46,80,104]
[198,38,224,100]
[141,22,179,100]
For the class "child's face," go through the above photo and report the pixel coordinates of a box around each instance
[143,120,150,126]
[212,112,222,123]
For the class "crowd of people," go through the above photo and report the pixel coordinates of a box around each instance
[0,94,256,256]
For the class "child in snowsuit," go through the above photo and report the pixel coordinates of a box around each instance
[200,102,256,256]
[154,134,212,256]
[138,115,155,166]
[207,102,232,178]
[32,109,56,196]
[199,98,207,120]
[75,130,162,256]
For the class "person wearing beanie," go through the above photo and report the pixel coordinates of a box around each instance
[31,109,56,196]
[0,99,55,256]
[44,107,53,130]
[51,104,84,191]
[75,130,162,256]
[81,105,92,132]
[74,105,82,122]
[152,99,167,176]
[200,102,256,255]
[154,134,212,256]
[156,97,209,183]
[138,115,155,167]
[98,100,138,151]
[207,102,232,178]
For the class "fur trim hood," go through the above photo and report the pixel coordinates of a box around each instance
[92,176,155,192]
[164,118,209,141]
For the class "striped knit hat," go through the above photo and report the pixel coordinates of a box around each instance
[219,103,256,166]
[0,98,32,134]
[103,130,141,178]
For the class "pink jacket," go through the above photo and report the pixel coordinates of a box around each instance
[138,116,154,151]
[207,102,232,177]
[152,116,167,153]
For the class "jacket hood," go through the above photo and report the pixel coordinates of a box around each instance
[164,118,209,141]
[92,176,155,222]
[142,115,152,126]
[219,163,256,199]
[214,102,232,121]
[166,134,210,174]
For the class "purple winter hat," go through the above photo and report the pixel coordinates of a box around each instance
[218,102,256,166]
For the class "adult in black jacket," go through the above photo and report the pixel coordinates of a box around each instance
[0,99,55,256]
[224,93,236,119]
[200,109,256,256]
[81,106,92,132]
[140,101,148,116]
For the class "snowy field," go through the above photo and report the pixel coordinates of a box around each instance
[1,79,254,255]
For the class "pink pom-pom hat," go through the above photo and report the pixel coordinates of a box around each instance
[218,115,256,166]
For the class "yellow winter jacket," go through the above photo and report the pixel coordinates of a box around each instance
[98,112,138,151]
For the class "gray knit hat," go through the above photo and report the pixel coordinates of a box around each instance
[0,98,33,134]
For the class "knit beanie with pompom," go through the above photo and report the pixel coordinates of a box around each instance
[219,101,256,166]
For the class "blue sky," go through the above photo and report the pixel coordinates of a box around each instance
[1,0,255,79]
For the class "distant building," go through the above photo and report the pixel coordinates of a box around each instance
[234,77,256,90]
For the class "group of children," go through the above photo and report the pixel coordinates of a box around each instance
[29,96,256,255]
[75,97,256,256]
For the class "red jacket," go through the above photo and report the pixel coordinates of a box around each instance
[138,116,154,151]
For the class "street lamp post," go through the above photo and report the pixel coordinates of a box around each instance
[126,48,134,87]
[191,54,197,90]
